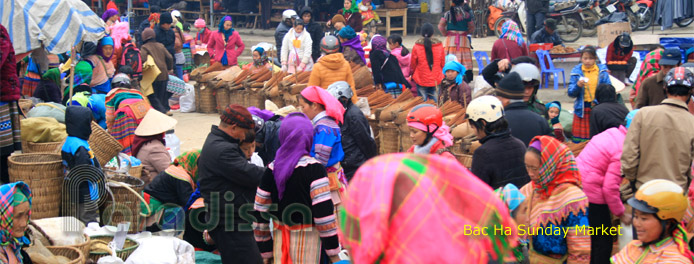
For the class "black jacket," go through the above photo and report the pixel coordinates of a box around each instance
[275,22,292,63]
[341,103,377,180]
[61,106,95,169]
[144,170,194,207]
[590,103,629,137]
[370,50,411,88]
[256,116,282,165]
[530,28,563,46]
[505,102,552,146]
[198,126,266,222]
[155,25,176,58]
[136,20,150,48]
[300,7,325,62]
[471,131,530,190]
[527,0,549,14]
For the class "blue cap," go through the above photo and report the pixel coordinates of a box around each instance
[660,48,682,66]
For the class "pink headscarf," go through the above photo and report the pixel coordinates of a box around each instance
[407,121,454,147]
[300,86,345,124]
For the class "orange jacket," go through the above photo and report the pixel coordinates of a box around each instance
[409,38,445,87]
[308,53,357,103]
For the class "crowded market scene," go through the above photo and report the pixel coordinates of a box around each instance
[1,0,694,262]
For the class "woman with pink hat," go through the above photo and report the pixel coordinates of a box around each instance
[194,18,211,45]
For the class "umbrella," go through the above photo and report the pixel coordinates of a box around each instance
[0,0,106,55]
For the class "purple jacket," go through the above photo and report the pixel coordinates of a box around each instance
[576,126,627,216]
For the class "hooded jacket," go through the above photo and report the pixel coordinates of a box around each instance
[281,28,313,69]
[300,7,325,62]
[576,126,627,217]
[140,30,174,82]
[341,101,377,180]
[589,84,628,137]
[410,38,445,87]
[308,53,357,103]
[275,22,292,63]
[370,50,411,88]
[471,131,530,190]
[61,106,97,169]
[567,63,611,118]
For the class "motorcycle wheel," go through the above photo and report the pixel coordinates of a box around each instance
[494,16,514,38]
[636,4,653,30]
[627,10,638,31]
[558,17,583,43]
[581,10,600,37]
[676,17,694,27]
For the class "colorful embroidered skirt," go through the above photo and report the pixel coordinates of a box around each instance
[0,102,22,155]
[572,105,592,143]
[183,48,194,72]
[443,32,473,72]
[272,223,322,264]
[22,72,41,98]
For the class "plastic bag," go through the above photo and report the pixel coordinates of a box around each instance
[125,236,195,264]
[595,12,629,26]
[180,84,196,113]
[165,132,181,160]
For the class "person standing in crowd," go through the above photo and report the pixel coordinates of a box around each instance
[635,47,682,109]
[137,7,161,47]
[0,182,33,263]
[172,17,186,79]
[491,20,528,61]
[370,36,410,97]
[521,135,591,263]
[327,81,377,181]
[612,180,694,263]
[275,10,297,64]
[410,23,445,103]
[439,60,471,106]
[243,47,274,74]
[300,7,324,62]
[495,72,551,146]
[0,23,18,184]
[194,18,212,45]
[132,109,177,185]
[568,45,611,143]
[438,0,474,82]
[156,12,177,60]
[605,33,636,82]
[102,8,119,35]
[140,28,174,114]
[530,18,562,46]
[299,86,347,202]
[252,113,341,263]
[308,36,357,103]
[387,34,412,89]
[340,153,519,263]
[467,96,529,190]
[508,62,548,119]
[622,67,694,198]
[208,16,245,67]
[337,26,366,65]
[281,19,313,73]
[577,110,638,263]
[631,47,664,107]
[326,0,363,32]
[525,0,549,37]
[405,104,455,159]
[589,84,629,137]
[198,104,264,263]
[86,38,116,94]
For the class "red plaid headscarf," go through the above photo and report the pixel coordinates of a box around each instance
[529,136,582,199]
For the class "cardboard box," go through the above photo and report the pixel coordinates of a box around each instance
[597,22,632,48]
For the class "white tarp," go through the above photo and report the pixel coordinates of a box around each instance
[0,0,106,54]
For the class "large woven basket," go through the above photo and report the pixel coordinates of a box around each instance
[89,122,122,166]
[46,234,92,259]
[194,85,201,111]
[47,246,84,264]
[454,153,473,168]
[128,166,143,179]
[101,174,145,233]
[18,99,33,115]
[8,154,63,220]
[228,89,246,107]
[399,124,412,152]
[21,140,64,154]
[215,88,230,114]
[379,122,400,154]
[198,85,217,113]
[88,235,139,262]
[247,89,265,109]
[367,118,380,153]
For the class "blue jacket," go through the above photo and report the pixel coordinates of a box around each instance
[567,63,611,118]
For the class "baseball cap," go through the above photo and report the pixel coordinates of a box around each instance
[660,48,682,66]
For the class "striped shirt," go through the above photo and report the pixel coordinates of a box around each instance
[611,238,693,264]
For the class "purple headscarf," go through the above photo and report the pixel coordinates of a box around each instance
[341,37,366,64]
[102,9,119,22]
[248,107,274,121]
[273,112,314,200]
[371,35,389,58]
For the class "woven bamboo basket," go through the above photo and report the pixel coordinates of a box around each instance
[228,89,245,107]
[194,85,201,110]
[21,140,64,154]
[379,122,400,154]
[128,166,142,179]
[47,234,92,259]
[198,86,217,113]
[215,88,230,114]
[101,175,145,233]
[367,118,380,153]
[89,122,122,166]
[247,89,265,109]
[8,154,63,220]
[399,124,412,152]
[88,236,139,262]
[47,246,84,264]
[18,99,33,115]
[454,153,473,168]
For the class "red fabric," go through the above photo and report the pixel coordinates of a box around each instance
[107,1,118,11]
[196,28,212,44]
[490,39,528,61]
[0,24,19,101]
[606,43,633,63]
[410,42,445,87]
[207,31,245,66]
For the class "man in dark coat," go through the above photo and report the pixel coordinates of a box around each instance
[300,7,325,62]
[327,81,377,180]
[275,10,296,64]
[197,104,265,264]
[589,84,629,137]
[155,12,176,59]
[495,72,551,146]
[482,57,549,119]
[525,0,549,39]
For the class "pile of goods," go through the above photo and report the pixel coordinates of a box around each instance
[549,46,577,54]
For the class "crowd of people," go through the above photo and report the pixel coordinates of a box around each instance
[2,0,694,262]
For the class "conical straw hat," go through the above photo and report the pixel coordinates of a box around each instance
[135,109,178,136]
[610,75,626,93]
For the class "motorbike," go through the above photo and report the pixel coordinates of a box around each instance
[596,0,638,30]
[578,0,601,37]
[634,0,694,30]
[494,0,583,42]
